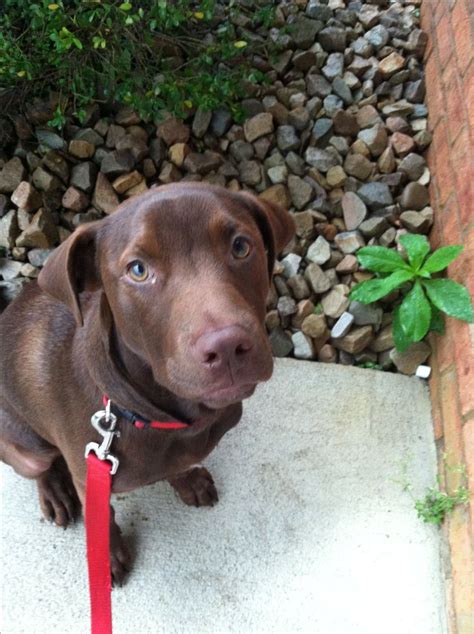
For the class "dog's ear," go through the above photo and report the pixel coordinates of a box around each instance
[238,191,295,278]
[38,222,101,326]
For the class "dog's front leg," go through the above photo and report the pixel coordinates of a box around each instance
[167,465,218,507]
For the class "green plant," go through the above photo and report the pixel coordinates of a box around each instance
[350,234,473,352]
[415,486,469,525]
[0,0,274,122]
[355,361,383,371]
[396,459,470,526]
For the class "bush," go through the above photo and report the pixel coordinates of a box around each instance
[0,0,274,123]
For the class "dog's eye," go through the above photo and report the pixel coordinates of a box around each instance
[127,260,148,282]
[232,236,251,259]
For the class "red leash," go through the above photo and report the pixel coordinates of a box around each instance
[86,454,113,634]
[84,398,189,634]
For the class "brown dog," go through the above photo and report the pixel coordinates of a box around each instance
[0,183,294,582]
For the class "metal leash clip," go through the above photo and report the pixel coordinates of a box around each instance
[85,399,120,475]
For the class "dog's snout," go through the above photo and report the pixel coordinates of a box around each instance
[194,326,254,369]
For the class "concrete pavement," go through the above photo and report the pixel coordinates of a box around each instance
[0,360,447,633]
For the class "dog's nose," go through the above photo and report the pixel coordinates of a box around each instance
[194,326,254,369]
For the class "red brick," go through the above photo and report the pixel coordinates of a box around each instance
[437,330,455,374]
[442,63,466,145]
[447,507,474,632]
[425,55,444,129]
[449,127,473,227]
[428,345,444,440]
[441,194,463,247]
[433,126,455,204]
[465,63,474,139]
[451,0,474,76]
[436,13,455,67]
[462,418,474,526]
[440,370,465,490]
[433,0,447,24]
[452,322,474,417]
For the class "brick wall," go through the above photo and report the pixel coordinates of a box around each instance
[420,1,473,633]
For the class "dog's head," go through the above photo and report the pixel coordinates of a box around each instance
[38,183,294,408]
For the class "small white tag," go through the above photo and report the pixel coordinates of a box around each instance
[416,365,431,379]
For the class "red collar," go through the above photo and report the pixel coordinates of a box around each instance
[102,395,189,430]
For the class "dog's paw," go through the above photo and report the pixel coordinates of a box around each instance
[168,466,218,507]
[110,523,131,587]
[36,462,80,528]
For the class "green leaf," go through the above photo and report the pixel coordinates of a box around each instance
[393,304,412,353]
[423,279,473,322]
[399,233,430,270]
[119,2,132,10]
[429,306,445,334]
[399,281,432,342]
[350,269,414,304]
[356,246,411,273]
[421,245,464,274]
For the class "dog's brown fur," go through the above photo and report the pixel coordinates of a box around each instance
[0,183,294,583]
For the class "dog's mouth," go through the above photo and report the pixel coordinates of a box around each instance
[199,382,257,409]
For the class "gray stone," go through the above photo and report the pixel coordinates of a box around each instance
[184,151,222,175]
[351,37,373,58]
[404,79,425,103]
[192,109,212,139]
[356,105,383,129]
[357,126,388,157]
[244,113,274,143]
[357,182,393,209]
[349,300,383,326]
[292,16,323,49]
[305,147,341,172]
[305,263,332,294]
[306,74,332,98]
[0,158,26,194]
[342,192,367,230]
[157,117,191,145]
[400,211,432,234]
[0,258,23,281]
[334,231,365,254]
[281,254,302,278]
[267,165,288,185]
[321,288,350,318]
[92,173,119,215]
[400,182,429,210]
[379,227,397,247]
[75,127,104,147]
[365,25,389,49]
[306,1,332,22]
[323,95,344,116]
[285,152,306,176]
[306,235,331,265]
[287,275,311,300]
[27,248,55,267]
[333,325,373,353]
[0,210,19,248]
[239,160,262,186]
[35,129,66,151]
[277,126,300,152]
[399,153,426,181]
[70,162,98,194]
[288,107,310,131]
[277,295,297,318]
[31,167,63,193]
[101,149,135,179]
[318,27,347,52]
[313,118,333,142]
[43,151,69,183]
[288,175,313,210]
[390,342,431,375]
[16,209,58,248]
[332,78,352,105]
[116,135,148,162]
[149,139,167,168]
[210,108,233,136]
[322,53,344,81]
[292,331,315,360]
[11,182,42,212]
[292,50,317,71]
[269,327,293,357]
[331,312,355,338]
[344,154,372,180]
[106,124,126,149]
[359,216,389,238]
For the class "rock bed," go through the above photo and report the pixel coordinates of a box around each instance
[0,0,432,375]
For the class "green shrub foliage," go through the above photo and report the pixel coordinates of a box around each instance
[0,0,274,121]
